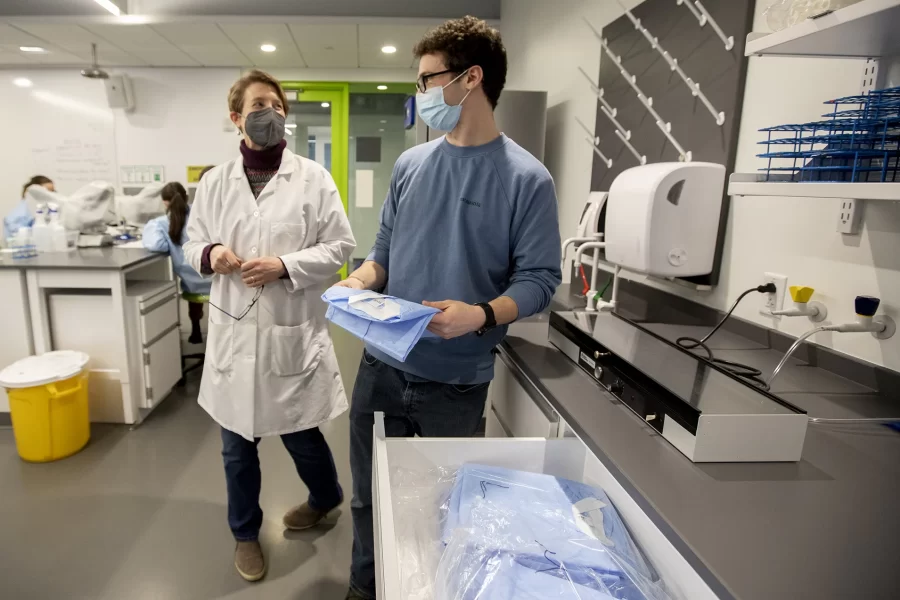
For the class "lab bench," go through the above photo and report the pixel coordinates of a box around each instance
[477,304,900,599]
[0,248,179,425]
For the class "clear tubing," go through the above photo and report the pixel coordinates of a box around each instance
[767,326,829,387]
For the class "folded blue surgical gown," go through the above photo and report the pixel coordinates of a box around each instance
[438,464,665,600]
[322,287,440,362]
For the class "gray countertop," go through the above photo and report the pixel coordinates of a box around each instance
[500,313,900,600]
[0,247,162,271]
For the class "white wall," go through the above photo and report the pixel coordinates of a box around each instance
[0,66,415,218]
[0,67,242,214]
[501,0,900,371]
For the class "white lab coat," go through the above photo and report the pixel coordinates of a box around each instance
[184,148,356,440]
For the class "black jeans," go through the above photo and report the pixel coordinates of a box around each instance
[348,350,489,599]
[220,426,343,541]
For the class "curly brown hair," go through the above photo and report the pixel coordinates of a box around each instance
[413,16,507,109]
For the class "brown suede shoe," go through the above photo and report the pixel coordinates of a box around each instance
[283,501,331,531]
[234,540,266,582]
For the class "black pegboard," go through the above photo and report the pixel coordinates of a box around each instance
[590,0,755,287]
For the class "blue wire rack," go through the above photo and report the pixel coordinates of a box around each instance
[757,86,900,183]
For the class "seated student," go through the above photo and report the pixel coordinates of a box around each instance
[4,175,54,240]
[143,182,211,342]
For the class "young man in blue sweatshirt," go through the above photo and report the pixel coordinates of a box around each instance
[338,16,562,599]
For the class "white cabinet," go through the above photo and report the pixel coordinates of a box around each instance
[47,280,181,422]
[372,413,720,600]
[486,353,562,438]
[0,271,33,413]
[126,281,182,412]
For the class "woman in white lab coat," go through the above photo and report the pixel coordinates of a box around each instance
[184,70,355,582]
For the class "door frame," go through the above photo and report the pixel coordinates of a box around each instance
[282,82,349,276]
[281,82,350,215]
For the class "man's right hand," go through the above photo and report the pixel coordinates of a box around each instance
[210,246,243,275]
[334,275,366,290]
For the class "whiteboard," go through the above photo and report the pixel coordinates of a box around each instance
[28,83,118,194]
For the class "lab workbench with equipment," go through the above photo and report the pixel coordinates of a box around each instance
[471,283,900,600]
[0,247,181,425]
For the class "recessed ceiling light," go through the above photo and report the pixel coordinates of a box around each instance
[379,128,385,132]
[380,120,387,124]
[260,44,276,53]
[377,85,388,91]
[381,45,397,54]
[13,78,33,88]
[285,124,297,128]
[285,128,293,135]
[321,102,330,108]
[93,0,122,16]
[20,46,46,53]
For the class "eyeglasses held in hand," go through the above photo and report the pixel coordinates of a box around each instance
[209,285,264,321]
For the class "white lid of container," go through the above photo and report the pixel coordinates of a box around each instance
[0,351,89,389]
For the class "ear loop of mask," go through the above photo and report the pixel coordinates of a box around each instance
[445,69,473,106]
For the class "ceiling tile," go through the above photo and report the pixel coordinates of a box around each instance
[0,24,101,65]
[357,23,429,69]
[0,22,50,46]
[0,46,31,64]
[12,24,147,66]
[218,23,306,68]
[288,24,358,68]
[151,23,251,67]
[82,23,200,67]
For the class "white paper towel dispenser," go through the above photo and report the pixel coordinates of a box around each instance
[605,162,726,277]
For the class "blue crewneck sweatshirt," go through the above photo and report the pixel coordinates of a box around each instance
[366,134,562,384]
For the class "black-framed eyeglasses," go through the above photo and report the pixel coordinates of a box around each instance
[209,285,264,321]
[416,68,468,93]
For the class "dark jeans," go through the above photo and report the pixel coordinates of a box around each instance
[349,350,489,599]
[220,426,343,541]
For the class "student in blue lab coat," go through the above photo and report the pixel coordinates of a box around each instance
[4,175,54,240]
[143,181,211,342]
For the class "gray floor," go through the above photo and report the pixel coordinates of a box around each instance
[0,327,365,600]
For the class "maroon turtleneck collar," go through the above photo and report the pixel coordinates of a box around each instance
[240,139,286,170]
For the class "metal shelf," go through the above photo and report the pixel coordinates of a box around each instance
[745,0,900,58]
[728,173,900,199]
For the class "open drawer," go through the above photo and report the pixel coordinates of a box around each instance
[372,412,719,600]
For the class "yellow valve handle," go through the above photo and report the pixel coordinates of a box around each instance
[789,286,815,303]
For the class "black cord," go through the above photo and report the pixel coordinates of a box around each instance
[676,284,776,391]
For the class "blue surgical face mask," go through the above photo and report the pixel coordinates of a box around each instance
[415,70,472,132]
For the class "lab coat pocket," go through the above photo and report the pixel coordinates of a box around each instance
[207,322,234,373]
[271,320,323,378]
[270,221,308,256]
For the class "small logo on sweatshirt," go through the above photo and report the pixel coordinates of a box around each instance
[460,197,482,208]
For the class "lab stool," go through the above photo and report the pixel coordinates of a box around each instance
[180,292,208,383]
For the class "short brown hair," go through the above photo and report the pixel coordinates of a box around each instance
[227,69,290,115]
[414,16,507,108]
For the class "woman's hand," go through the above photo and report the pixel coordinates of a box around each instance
[241,257,287,288]
[210,246,243,275]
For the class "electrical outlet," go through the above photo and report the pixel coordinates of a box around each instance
[836,198,863,235]
[760,272,788,318]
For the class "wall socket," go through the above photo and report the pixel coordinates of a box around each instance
[837,199,863,235]
[760,272,788,318]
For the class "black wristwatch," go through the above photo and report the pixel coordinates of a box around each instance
[475,302,496,337]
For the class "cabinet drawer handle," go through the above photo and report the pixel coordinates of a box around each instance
[140,293,178,315]
[143,323,179,348]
